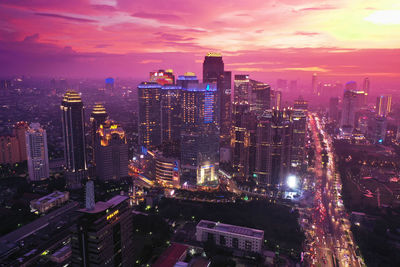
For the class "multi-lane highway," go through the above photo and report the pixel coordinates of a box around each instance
[303,114,364,267]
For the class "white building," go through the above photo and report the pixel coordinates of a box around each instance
[25,123,49,181]
[196,220,264,253]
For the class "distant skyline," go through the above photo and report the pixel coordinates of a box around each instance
[1,0,400,88]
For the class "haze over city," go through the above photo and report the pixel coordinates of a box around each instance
[1,0,400,90]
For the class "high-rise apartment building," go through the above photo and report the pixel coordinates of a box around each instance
[71,195,134,267]
[25,123,49,181]
[138,82,162,149]
[61,91,87,188]
[180,83,219,186]
[255,110,292,186]
[95,120,129,181]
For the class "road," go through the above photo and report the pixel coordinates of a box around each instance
[303,114,364,267]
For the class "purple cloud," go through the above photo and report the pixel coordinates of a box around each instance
[35,12,97,23]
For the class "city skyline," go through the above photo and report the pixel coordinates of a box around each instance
[0,1,400,89]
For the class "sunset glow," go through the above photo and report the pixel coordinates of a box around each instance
[0,0,399,84]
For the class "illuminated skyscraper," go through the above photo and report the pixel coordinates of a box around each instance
[90,103,108,163]
[376,95,392,117]
[177,72,199,88]
[363,77,370,95]
[161,85,182,143]
[95,120,128,181]
[249,79,271,111]
[255,110,292,186]
[271,90,282,110]
[231,102,250,178]
[293,97,308,111]
[180,83,219,186]
[71,195,133,267]
[138,82,162,149]
[234,74,250,103]
[291,108,306,169]
[150,69,175,85]
[61,91,87,188]
[220,71,232,146]
[25,123,49,181]
[203,53,231,147]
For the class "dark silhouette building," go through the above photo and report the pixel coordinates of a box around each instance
[61,91,87,189]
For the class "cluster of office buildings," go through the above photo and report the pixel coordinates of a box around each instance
[138,53,307,188]
[326,79,393,144]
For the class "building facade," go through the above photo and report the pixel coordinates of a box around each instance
[196,220,264,253]
[71,195,134,267]
[95,120,129,181]
[61,91,87,188]
[138,82,162,149]
[25,123,49,181]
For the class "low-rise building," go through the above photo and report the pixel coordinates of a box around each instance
[196,220,264,253]
[30,191,69,214]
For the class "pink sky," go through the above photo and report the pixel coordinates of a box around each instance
[1,0,400,89]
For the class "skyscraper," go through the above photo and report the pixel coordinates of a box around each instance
[180,83,219,186]
[311,73,317,95]
[61,91,87,188]
[95,120,129,181]
[161,85,182,143]
[90,103,108,163]
[329,97,339,122]
[249,79,271,111]
[340,86,359,132]
[234,74,250,103]
[291,108,306,169]
[138,82,162,149]
[363,77,370,95]
[203,53,231,147]
[71,195,134,267]
[255,110,292,186]
[220,71,232,146]
[231,102,250,178]
[376,95,392,117]
[25,123,49,181]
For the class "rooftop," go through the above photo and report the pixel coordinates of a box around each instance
[152,243,188,267]
[197,220,264,239]
[79,195,128,214]
[30,191,68,206]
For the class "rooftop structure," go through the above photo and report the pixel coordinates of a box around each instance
[30,191,69,214]
[196,220,264,253]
